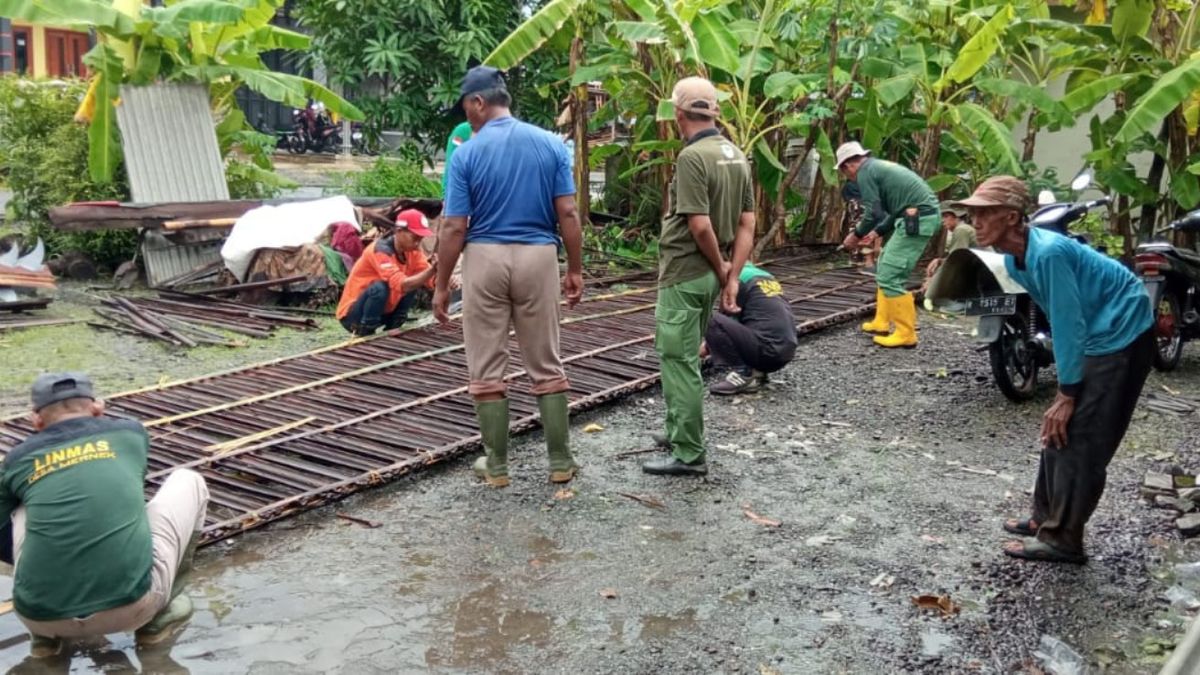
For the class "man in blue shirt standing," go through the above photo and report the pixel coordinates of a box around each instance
[955,176,1154,564]
[435,66,584,488]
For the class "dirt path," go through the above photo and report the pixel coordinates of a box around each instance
[1,317,1196,673]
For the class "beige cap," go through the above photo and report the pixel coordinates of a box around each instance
[953,175,1029,212]
[835,141,870,169]
[671,77,720,118]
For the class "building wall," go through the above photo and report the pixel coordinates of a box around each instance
[5,23,90,78]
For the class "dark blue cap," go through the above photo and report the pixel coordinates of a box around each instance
[452,66,507,116]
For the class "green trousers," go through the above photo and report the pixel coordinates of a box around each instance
[876,213,939,297]
[656,272,719,464]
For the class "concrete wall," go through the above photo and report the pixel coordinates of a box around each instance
[1010,76,1153,188]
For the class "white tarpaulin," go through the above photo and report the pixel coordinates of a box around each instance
[221,196,359,281]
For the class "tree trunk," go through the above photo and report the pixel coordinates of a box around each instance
[1138,120,1172,238]
[1021,108,1039,164]
[569,33,590,228]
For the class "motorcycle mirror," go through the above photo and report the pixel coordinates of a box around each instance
[1070,170,1092,192]
[1037,190,1056,206]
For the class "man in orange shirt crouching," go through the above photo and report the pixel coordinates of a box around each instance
[336,209,438,336]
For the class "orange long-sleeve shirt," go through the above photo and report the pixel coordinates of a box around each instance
[335,238,434,320]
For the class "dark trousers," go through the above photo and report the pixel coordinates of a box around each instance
[1032,330,1154,554]
[705,313,794,374]
[339,281,417,334]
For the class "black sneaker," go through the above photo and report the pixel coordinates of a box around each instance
[642,456,708,476]
[710,369,762,396]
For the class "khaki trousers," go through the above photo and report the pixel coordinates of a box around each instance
[15,469,210,638]
[462,243,568,397]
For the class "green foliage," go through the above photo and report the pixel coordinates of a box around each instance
[225,159,293,199]
[296,0,564,161]
[334,158,442,198]
[0,78,133,269]
[0,0,360,183]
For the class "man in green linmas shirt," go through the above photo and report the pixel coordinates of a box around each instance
[442,121,473,195]
[0,373,210,658]
[836,142,940,348]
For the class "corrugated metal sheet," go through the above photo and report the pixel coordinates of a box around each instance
[117,84,229,286]
[142,230,224,288]
[116,84,229,202]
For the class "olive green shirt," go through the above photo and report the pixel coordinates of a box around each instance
[947,223,977,252]
[854,158,940,237]
[658,131,754,287]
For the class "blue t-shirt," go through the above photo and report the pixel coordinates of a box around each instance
[443,116,575,245]
[1004,227,1152,392]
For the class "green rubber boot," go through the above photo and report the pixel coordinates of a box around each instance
[29,634,63,659]
[472,399,510,487]
[135,531,199,646]
[538,393,578,483]
[135,594,194,646]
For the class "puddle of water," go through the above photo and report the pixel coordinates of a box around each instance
[424,581,552,669]
[638,608,698,641]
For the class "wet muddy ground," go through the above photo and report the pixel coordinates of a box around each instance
[2,316,1198,673]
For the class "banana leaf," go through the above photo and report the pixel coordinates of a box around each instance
[937,4,1015,90]
[1111,0,1153,44]
[956,102,1020,175]
[0,0,137,37]
[692,11,740,76]
[1062,73,1139,115]
[612,21,667,44]
[1114,59,1200,145]
[82,44,126,184]
[485,0,583,70]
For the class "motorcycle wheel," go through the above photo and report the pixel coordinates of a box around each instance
[288,135,307,154]
[1153,291,1184,372]
[989,312,1039,402]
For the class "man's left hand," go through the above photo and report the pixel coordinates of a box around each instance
[1040,392,1076,449]
[563,271,583,308]
[433,287,452,326]
[721,277,741,314]
[861,231,880,248]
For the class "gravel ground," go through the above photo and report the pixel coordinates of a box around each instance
[1,315,1197,673]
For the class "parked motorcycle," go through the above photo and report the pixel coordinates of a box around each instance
[926,171,1110,402]
[1134,207,1200,371]
[289,102,343,154]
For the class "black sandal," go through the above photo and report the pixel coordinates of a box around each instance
[1002,518,1039,537]
[1002,538,1086,565]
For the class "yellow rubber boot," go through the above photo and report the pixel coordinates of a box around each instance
[860,288,891,334]
[874,292,918,348]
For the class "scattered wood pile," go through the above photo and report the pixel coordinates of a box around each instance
[1142,471,1200,536]
[1143,391,1198,416]
[0,299,79,332]
[91,292,319,348]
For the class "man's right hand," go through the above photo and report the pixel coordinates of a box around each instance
[841,232,860,251]
[433,287,451,326]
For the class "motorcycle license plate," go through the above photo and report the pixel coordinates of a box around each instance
[965,295,1017,316]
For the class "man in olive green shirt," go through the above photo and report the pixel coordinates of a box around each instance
[0,373,210,657]
[644,77,756,477]
[837,142,940,348]
[926,204,977,279]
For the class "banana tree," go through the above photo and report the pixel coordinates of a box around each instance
[0,0,363,183]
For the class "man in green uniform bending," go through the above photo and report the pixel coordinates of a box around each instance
[643,77,755,477]
[0,373,209,657]
[837,142,940,348]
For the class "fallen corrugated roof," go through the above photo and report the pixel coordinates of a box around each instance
[116,84,230,203]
